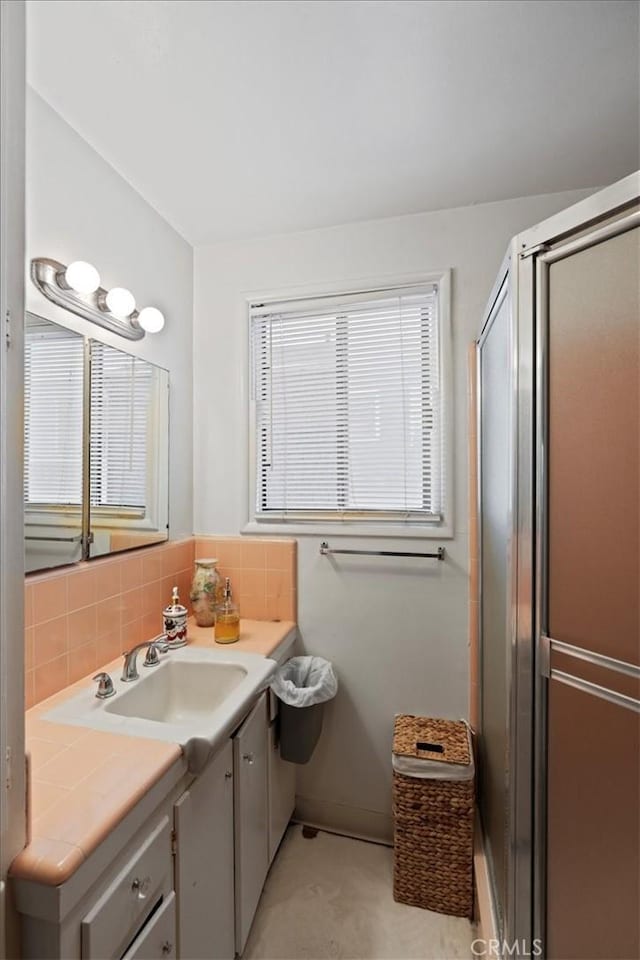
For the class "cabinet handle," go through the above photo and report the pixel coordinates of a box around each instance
[131,875,151,899]
[161,941,173,956]
[242,752,255,764]
[225,770,233,779]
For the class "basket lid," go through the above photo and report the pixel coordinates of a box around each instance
[393,715,471,766]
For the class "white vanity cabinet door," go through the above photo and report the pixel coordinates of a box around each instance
[267,716,296,863]
[81,816,172,960]
[121,892,176,960]
[234,693,269,956]
[174,740,235,960]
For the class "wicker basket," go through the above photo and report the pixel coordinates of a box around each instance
[392,715,474,918]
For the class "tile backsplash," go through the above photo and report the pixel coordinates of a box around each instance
[194,536,297,623]
[25,539,195,709]
[25,535,297,709]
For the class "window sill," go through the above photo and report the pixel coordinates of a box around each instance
[242,520,454,540]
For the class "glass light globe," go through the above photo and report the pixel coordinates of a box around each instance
[138,306,165,333]
[64,261,100,294]
[105,287,136,318]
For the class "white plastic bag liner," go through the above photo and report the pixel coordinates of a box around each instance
[271,656,338,707]
[392,722,474,781]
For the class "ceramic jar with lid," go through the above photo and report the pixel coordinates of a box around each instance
[162,586,188,646]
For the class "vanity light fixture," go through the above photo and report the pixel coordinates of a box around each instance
[31,257,166,341]
[104,286,136,318]
[138,306,165,333]
[62,260,101,294]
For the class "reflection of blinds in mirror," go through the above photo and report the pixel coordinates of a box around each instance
[90,343,153,510]
[24,328,84,505]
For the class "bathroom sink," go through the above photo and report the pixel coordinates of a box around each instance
[105,660,248,723]
[43,647,278,773]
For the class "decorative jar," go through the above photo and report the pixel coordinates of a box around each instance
[163,586,188,646]
[190,558,224,627]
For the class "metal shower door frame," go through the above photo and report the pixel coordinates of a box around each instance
[477,170,640,954]
[477,239,534,947]
[518,172,640,953]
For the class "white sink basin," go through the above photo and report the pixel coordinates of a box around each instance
[106,660,248,724]
[43,647,278,773]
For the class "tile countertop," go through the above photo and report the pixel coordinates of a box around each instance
[11,617,296,886]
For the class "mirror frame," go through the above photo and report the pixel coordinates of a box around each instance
[24,311,170,571]
[87,337,170,560]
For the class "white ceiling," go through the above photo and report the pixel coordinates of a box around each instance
[27,0,639,245]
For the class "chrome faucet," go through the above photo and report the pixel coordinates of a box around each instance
[122,635,169,682]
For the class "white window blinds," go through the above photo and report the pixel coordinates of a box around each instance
[90,343,153,510]
[251,285,444,522]
[24,326,84,506]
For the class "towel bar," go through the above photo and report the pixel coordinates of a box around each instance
[320,541,445,560]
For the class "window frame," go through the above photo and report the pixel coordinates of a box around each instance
[245,270,453,539]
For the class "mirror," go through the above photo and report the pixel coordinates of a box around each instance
[24,314,85,573]
[24,313,170,573]
[88,340,169,558]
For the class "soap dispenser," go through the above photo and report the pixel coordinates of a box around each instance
[214,577,240,644]
[163,586,188,647]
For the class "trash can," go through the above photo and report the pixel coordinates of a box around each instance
[392,715,475,919]
[271,657,338,764]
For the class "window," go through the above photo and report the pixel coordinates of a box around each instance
[250,280,450,527]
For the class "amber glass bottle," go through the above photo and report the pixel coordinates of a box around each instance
[214,577,240,644]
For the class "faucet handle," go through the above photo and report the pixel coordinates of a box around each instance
[93,672,115,699]
[143,635,170,667]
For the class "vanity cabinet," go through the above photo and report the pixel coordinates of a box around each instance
[16,804,177,960]
[174,740,235,960]
[174,690,295,959]
[267,695,296,864]
[80,816,173,959]
[234,692,269,955]
[14,684,296,960]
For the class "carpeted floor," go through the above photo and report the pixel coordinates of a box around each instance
[243,825,473,959]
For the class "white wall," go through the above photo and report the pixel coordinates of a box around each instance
[193,188,592,842]
[26,90,193,539]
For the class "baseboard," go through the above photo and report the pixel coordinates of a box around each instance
[474,812,499,945]
[294,795,393,846]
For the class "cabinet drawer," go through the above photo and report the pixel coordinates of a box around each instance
[122,892,176,960]
[81,817,172,959]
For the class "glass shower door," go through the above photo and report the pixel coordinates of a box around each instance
[478,278,513,938]
[541,224,640,960]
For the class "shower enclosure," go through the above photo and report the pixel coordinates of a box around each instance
[477,171,640,956]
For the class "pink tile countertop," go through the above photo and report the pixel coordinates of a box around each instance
[11,617,296,886]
